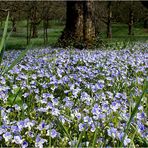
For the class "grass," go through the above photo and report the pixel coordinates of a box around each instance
[0,20,64,50]
[101,23,148,46]
[0,20,147,50]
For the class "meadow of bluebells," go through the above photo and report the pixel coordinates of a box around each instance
[0,43,147,147]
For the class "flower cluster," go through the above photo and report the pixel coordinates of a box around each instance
[0,44,147,147]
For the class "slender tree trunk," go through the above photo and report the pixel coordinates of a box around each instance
[12,17,16,32]
[144,13,148,28]
[83,0,96,47]
[29,23,32,41]
[27,15,29,45]
[45,19,48,43]
[107,1,112,38]
[32,23,38,38]
[31,2,38,38]
[128,2,134,35]
[144,19,148,28]
[43,20,46,45]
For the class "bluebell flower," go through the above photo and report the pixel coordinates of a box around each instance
[0,136,2,141]
[51,107,60,116]
[35,135,47,148]
[75,112,82,120]
[3,132,13,142]
[37,121,49,131]
[107,127,117,138]
[79,123,86,132]
[17,120,25,131]
[90,123,96,132]
[0,127,6,135]
[11,125,20,133]
[123,136,131,146]
[110,101,120,112]
[26,131,34,138]
[13,104,21,111]
[50,129,58,138]
[13,135,23,144]
[137,112,145,120]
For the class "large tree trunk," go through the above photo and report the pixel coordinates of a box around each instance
[83,0,96,47]
[58,0,95,48]
[59,1,84,47]
[107,2,112,38]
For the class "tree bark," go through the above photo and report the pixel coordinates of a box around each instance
[59,1,84,47]
[32,23,38,38]
[83,0,96,47]
[144,13,148,28]
[27,15,29,45]
[107,2,112,38]
[12,17,16,32]
[58,0,95,48]
[128,2,134,35]
[30,2,39,38]
[144,19,148,28]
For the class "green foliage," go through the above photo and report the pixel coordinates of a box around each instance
[121,80,147,146]
[0,11,9,64]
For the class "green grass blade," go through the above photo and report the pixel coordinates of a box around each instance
[75,130,85,148]
[121,79,147,146]
[11,87,21,106]
[0,11,9,64]
[56,118,72,141]
[0,11,9,53]
[2,46,30,75]
[92,128,98,147]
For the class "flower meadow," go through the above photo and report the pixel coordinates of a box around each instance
[0,44,148,147]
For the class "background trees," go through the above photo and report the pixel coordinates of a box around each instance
[0,1,147,49]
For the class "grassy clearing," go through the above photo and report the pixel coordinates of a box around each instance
[102,23,148,47]
[0,20,64,50]
[0,20,147,50]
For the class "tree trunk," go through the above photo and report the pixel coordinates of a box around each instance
[59,1,84,47]
[45,19,48,43]
[29,23,32,41]
[30,2,38,38]
[83,0,96,47]
[128,2,134,35]
[32,23,38,38]
[144,19,148,28]
[43,3,48,45]
[107,1,112,38]
[58,0,95,48]
[27,15,29,45]
[144,13,148,28]
[12,17,16,32]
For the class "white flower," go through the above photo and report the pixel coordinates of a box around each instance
[13,135,23,144]
[3,132,12,142]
